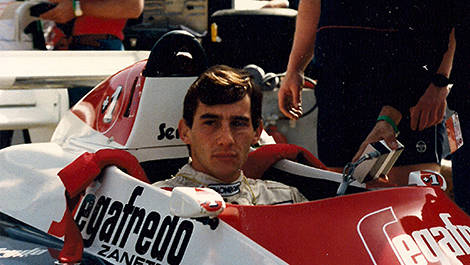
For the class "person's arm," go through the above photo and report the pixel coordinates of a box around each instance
[40,0,144,24]
[352,105,402,162]
[278,0,320,120]
[409,28,456,131]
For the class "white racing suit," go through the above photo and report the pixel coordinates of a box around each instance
[153,164,308,205]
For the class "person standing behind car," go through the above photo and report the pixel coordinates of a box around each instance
[447,1,470,214]
[40,0,143,105]
[40,0,143,50]
[278,0,455,186]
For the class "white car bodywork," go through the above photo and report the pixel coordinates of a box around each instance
[0,51,150,143]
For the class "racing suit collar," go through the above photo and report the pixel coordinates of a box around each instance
[178,164,244,197]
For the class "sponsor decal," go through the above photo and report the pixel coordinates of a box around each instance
[359,207,470,264]
[0,247,48,258]
[75,186,194,265]
[157,123,180,141]
[207,182,241,197]
[416,140,427,153]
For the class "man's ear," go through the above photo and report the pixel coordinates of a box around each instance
[178,119,191,145]
[252,121,263,145]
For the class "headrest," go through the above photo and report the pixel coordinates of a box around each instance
[143,30,208,77]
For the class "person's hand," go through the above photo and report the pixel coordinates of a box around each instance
[409,83,449,131]
[261,0,289,8]
[278,71,304,120]
[352,120,399,162]
[40,0,75,24]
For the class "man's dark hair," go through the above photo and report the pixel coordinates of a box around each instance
[183,65,263,129]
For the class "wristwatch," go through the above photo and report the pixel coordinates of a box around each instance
[431,73,450,87]
[73,0,83,17]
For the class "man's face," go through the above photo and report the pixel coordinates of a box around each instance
[179,95,262,182]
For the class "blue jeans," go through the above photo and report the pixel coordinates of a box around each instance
[452,114,470,214]
[70,38,124,50]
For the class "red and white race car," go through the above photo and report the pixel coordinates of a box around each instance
[0,30,469,265]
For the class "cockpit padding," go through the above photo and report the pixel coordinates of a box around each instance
[262,167,367,201]
[140,157,188,183]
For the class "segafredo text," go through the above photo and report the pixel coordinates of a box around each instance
[359,207,470,264]
[75,186,193,265]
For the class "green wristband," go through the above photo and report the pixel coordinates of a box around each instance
[72,0,83,17]
[377,115,399,134]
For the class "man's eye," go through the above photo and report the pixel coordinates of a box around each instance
[203,120,216,126]
[232,120,249,127]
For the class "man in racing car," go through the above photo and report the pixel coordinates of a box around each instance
[153,65,308,205]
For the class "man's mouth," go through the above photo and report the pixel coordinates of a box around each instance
[212,152,237,160]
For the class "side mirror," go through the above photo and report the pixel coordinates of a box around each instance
[169,187,226,218]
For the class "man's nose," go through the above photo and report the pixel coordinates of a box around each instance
[216,124,235,145]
